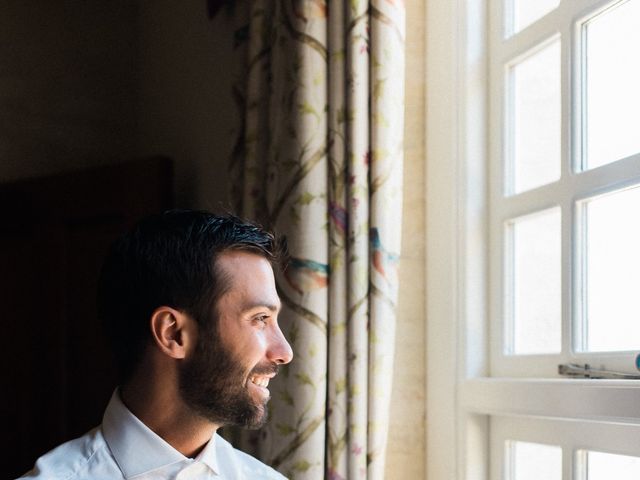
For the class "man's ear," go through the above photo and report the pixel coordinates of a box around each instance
[149,307,195,359]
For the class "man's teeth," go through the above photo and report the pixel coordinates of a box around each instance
[251,376,270,388]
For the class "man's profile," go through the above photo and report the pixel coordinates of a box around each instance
[20,210,293,479]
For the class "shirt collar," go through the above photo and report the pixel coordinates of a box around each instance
[102,389,219,478]
[194,430,219,474]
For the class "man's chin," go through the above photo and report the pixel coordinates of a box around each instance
[217,395,268,429]
[244,403,268,430]
[243,419,267,430]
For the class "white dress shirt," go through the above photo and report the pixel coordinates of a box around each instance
[19,391,287,480]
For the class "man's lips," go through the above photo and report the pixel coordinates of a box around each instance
[247,364,279,391]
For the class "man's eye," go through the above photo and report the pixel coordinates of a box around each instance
[255,315,269,325]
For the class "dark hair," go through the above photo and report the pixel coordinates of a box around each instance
[97,210,284,383]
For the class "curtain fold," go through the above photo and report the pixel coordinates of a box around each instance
[229,2,405,478]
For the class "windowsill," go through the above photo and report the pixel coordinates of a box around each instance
[460,377,640,424]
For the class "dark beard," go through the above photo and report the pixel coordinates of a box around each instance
[178,320,278,429]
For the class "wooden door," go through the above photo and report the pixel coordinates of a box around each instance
[0,158,173,478]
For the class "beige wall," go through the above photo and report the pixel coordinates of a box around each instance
[385,0,427,478]
[0,0,138,182]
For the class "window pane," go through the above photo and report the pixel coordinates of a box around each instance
[506,441,562,480]
[584,0,640,169]
[509,0,560,35]
[508,208,561,354]
[586,451,640,480]
[508,40,561,194]
[583,186,640,352]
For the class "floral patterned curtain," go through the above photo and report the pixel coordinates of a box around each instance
[229,1,405,478]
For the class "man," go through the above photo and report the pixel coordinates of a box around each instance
[20,210,293,479]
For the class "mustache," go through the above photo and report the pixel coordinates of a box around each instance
[250,362,279,377]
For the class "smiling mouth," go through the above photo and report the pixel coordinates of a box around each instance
[249,375,271,388]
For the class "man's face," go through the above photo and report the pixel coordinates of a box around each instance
[178,251,293,429]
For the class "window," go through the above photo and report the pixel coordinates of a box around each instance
[426,0,640,478]
[491,0,640,378]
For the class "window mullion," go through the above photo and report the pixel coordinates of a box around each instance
[561,12,574,362]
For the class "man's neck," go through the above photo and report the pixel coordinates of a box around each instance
[120,371,220,458]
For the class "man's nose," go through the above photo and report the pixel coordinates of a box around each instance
[268,326,294,365]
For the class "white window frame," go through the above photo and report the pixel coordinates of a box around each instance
[425,0,640,479]
[489,0,640,378]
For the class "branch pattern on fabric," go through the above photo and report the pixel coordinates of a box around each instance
[229,1,405,478]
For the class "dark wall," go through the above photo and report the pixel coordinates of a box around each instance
[0,0,240,211]
[137,0,239,210]
[0,0,139,182]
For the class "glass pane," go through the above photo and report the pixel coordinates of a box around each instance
[509,40,561,194]
[508,208,561,354]
[583,186,640,352]
[586,451,640,480]
[584,0,640,169]
[509,0,560,35]
[506,441,562,480]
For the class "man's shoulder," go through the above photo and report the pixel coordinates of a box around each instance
[215,434,288,480]
[17,427,114,480]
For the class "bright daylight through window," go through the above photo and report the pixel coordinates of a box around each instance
[491,0,640,371]
[484,0,640,478]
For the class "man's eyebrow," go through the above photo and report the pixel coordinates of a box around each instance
[243,301,281,313]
